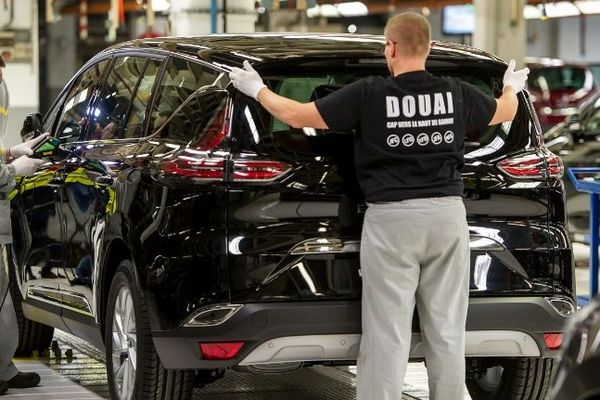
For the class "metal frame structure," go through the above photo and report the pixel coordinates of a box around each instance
[567,167,600,301]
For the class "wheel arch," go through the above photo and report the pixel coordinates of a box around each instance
[96,238,134,340]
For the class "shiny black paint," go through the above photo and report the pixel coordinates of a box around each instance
[8,35,573,344]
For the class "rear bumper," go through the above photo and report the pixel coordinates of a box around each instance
[153,296,572,369]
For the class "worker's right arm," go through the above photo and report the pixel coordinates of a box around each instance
[229,61,329,130]
[489,60,530,125]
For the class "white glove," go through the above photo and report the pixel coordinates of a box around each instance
[10,155,45,177]
[503,59,530,93]
[229,60,267,100]
[10,132,49,158]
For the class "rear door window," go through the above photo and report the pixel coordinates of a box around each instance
[148,57,226,145]
[84,56,162,141]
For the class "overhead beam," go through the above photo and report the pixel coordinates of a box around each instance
[364,0,561,11]
[60,0,144,15]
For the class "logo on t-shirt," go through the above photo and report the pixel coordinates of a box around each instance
[402,134,415,147]
[387,134,400,147]
[417,133,429,146]
[432,132,443,145]
[444,130,454,143]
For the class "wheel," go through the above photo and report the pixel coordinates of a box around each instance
[105,260,194,400]
[466,357,554,400]
[5,248,54,357]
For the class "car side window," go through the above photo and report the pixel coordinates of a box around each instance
[147,57,220,142]
[55,59,110,144]
[84,56,161,141]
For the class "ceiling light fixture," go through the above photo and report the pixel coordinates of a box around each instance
[541,1,580,18]
[306,1,368,18]
[574,0,600,14]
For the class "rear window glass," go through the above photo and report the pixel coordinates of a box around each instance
[233,66,536,162]
[529,67,588,91]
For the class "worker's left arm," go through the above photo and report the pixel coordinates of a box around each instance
[229,61,328,129]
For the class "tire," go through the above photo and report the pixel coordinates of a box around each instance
[105,260,194,400]
[6,250,54,357]
[466,357,554,400]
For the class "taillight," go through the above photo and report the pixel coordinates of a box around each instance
[233,160,290,182]
[543,333,563,350]
[199,342,244,360]
[497,153,563,179]
[161,157,290,182]
[162,157,225,179]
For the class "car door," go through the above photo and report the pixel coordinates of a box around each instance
[9,59,110,310]
[58,55,164,325]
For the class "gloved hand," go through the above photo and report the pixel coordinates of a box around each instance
[10,155,45,177]
[10,132,49,158]
[503,59,530,93]
[229,60,267,100]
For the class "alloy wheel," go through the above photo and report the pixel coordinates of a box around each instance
[111,284,137,400]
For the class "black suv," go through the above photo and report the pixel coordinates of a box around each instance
[7,34,574,400]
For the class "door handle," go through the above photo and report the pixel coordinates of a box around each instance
[95,175,114,187]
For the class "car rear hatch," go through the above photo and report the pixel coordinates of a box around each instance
[225,54,572,306]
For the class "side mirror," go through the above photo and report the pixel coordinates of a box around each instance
[20,113,43,142]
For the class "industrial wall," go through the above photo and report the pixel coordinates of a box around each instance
[1,0,38,148]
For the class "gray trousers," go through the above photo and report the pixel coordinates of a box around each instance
[356,197,470,400]
[0,245,18,381]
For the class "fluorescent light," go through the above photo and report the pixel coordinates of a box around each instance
[320,4,340,18]
[523,5,542,19]
[152,0,170,12]
[575,0,600,14]
[307,5,320,18]
[337,2,368,17]
[543,1,580,17]
[306,2,368,18]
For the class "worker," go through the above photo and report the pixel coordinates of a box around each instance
[0,54,48,395]
[229,12,528,400]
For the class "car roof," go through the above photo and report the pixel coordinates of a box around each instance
[103,33,506,71]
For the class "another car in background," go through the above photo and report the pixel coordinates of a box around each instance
[527,57,598,131]
[550,296,600,400]
[544,90,600,244]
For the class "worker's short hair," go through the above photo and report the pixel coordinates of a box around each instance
[384,12,431,58]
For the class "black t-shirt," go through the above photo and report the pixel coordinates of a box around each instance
[314,71,497,202]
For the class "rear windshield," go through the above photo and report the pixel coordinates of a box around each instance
[529,66,588,91]
[233,65,538,162]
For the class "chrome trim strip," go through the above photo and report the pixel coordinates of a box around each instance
[27,287,94,317]
[239,330,541,366]
[290,238,360,255]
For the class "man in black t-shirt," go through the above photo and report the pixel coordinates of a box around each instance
[230,12,528,400]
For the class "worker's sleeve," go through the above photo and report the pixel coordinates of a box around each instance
[314,80,364,130]
[0,163,15,194]
[459,81,498,132]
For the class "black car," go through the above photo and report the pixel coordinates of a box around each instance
[6,34,574,400]
[550,296,600,400]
